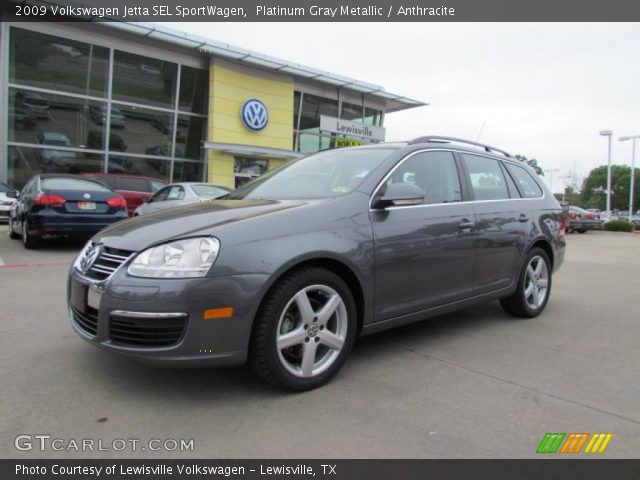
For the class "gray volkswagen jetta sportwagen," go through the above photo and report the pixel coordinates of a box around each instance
[68,136,566,390]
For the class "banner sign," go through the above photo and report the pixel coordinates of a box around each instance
[320,115,386,142]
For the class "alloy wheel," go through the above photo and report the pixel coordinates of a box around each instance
[275,285,348,378]
[524,255,549,310]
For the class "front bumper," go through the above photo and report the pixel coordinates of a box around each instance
[67,267,269,366]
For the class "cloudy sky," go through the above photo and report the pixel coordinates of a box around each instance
[159,22,640,192]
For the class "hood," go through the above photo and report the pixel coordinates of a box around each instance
[94,198,313,251]
[0,193,17,204]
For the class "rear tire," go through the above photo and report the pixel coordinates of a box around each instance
[250,267,357,391]
[500,247,552,318]
[22,219,39,249]
[578,229,587,234]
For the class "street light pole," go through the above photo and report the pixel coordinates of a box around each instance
[600,130,613,219]
[619,135,639,222]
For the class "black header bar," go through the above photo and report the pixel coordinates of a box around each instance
[2,0,640,22]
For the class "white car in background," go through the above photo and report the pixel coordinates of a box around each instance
[0,182,19,223]
[133,182,231,216]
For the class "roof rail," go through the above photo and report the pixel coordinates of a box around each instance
[407,136,513,158]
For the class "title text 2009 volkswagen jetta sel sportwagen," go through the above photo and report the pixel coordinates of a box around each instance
[68,136,566,390]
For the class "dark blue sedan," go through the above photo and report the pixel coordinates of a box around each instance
[8,174,128,249]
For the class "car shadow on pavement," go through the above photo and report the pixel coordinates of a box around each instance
[71,301,512,401]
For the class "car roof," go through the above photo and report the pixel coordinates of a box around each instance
[84,173,166,182]
[175,182,229,188]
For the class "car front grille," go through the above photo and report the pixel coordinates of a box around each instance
[71,306,98,336]
[84,246,134,281]
[109,313,187,348]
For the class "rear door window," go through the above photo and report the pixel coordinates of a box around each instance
[462,154,510,201]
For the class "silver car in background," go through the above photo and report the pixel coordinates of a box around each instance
[132,182,232,216]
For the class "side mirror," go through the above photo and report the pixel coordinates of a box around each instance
[373,183,425,209]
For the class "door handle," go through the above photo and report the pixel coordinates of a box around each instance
[518,213,530,223]
[458,219,475,230]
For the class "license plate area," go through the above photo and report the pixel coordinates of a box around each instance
[77,201,96,211]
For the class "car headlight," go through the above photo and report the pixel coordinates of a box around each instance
[127,237,220,278]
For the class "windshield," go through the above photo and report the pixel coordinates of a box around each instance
[43,178,111,192]
[191,185,229,198]
[228,148,396,200]
[0,182,14,193]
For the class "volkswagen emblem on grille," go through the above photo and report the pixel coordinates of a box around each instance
[83,193,91,199]
[81,244,101,273]
[241,98,269,131]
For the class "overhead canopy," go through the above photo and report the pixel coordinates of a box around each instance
[204,142,305,160]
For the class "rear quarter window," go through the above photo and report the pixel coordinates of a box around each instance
[505,163,543,198]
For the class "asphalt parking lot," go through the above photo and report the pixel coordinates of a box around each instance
[1,227,638,458]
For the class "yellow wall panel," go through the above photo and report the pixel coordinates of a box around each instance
[207,151,234,188]
[207,62,296,188]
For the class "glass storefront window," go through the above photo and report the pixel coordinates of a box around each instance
[110,105,174,157]
[9,28,109,98]
[176,115,205,160]
[7,145,104,189]
[298,93,339,130]
[172,161,205,183]
[9,88,107,150]
[293,91,301,129]
[298,133,333,154]
[108,155,170,180]
[234,157,269,188]
[364,107,382,126]
[341,101,363,122]
[113,51,178,109]
[179,66,208,114]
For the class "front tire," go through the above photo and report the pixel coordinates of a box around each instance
[8,217,19,239]
[500,248,552,318]
[578,229,587,234]
[250,267,357,391]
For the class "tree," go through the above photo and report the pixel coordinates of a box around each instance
[580,165,640,211]
[514,155,544,176]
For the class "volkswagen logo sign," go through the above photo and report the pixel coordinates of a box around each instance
[83,193,91,199]
[81,244,101,274]
[241,98,269,131]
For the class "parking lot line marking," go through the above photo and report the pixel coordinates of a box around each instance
[0,261,70,269]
